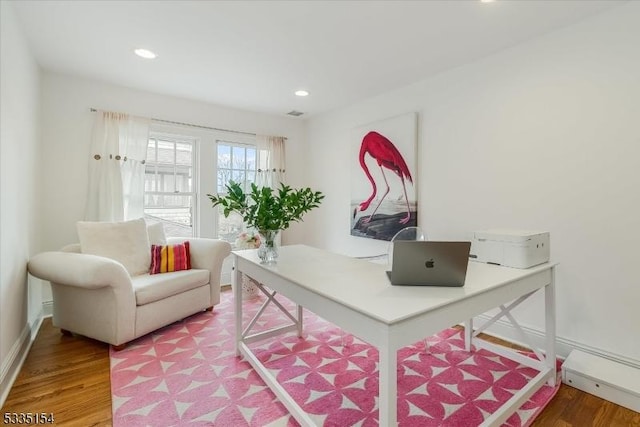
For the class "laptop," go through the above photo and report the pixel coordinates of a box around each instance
[386,241,471,286]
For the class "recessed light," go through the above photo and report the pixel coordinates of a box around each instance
[295,90,309,97]
[134,48,157,59]
[480,0,495,3]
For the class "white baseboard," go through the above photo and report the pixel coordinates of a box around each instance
[0,325,30,406]
[0,312,43,408]
[562,350,640,412]
[471,314,640,370]
[42,300,53,318]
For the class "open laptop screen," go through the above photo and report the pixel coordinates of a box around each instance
[387,241,471,286]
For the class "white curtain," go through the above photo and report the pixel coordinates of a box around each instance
[85,111,150,221]
[256,135,286,189]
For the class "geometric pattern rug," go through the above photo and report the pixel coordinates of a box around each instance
[111,291,561,427]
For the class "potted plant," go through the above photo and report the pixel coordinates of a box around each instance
[208,181,324,263]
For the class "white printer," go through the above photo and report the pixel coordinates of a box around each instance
[469,229,550,269]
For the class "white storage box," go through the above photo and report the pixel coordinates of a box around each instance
[469,229,550,269]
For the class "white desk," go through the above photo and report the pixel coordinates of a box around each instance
[232,245,557,427]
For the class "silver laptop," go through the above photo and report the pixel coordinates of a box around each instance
[386,241,471,286]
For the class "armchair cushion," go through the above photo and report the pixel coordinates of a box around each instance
[132,269,209,305]
[150,241,191,274]
[77,218,150,276]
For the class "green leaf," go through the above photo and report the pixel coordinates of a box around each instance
[208,181,324,231]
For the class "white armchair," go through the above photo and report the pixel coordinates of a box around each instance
[28,229,231,350]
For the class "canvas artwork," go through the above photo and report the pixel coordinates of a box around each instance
[351,112,417,241]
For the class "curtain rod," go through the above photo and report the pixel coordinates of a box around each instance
[89,108,287,140]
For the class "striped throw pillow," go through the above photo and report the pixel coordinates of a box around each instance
[150,241,192,274]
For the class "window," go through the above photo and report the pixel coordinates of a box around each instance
[141,125,256,285]
[216,141,257,243]
[144,134,196,238]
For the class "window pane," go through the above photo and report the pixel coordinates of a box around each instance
[161,221,193,239]
[156,140,174,163]
[162,194,192,209]
[144,194,161,207]
[145,171,157,192]
[175,142,192,166]
[145,210,193,238]
[233,146,245,169]
[246,148,256,170]
[175,175,185,192]
[162,174,175,193]
[218,145,231,170]
[232,170,245,187]
[175,165,192,192]
[246,170,256,188]
[217,210,243,243]
[147,139,157,162]
[218,169,231,192]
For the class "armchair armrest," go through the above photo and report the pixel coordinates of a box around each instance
[28,252,131,289]
[167,237,231,285]
[29,251,137,346]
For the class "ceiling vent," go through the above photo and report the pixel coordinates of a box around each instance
[287,110,304,117]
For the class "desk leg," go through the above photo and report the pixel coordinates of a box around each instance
[464,318,473,352]
[297,305,303,338]
[233,260,243,357]
[379,341,397,426]
[545,267,557,386]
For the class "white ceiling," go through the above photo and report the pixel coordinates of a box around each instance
[11,0,625,118]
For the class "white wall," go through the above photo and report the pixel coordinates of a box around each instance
[0,1,42,404]
[303,3,640,364]
[39,72,308,252]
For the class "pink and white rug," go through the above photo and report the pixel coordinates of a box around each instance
[111,291,560,426]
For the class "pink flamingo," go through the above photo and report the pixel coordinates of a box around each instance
[357,131,413,224]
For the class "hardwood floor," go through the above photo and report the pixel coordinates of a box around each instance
[2,317,639,426]
[2,318,111,427]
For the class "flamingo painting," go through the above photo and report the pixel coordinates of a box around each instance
[357,131,414,224]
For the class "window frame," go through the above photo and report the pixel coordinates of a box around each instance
[144,123,258,285]
[145,122,257,241]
